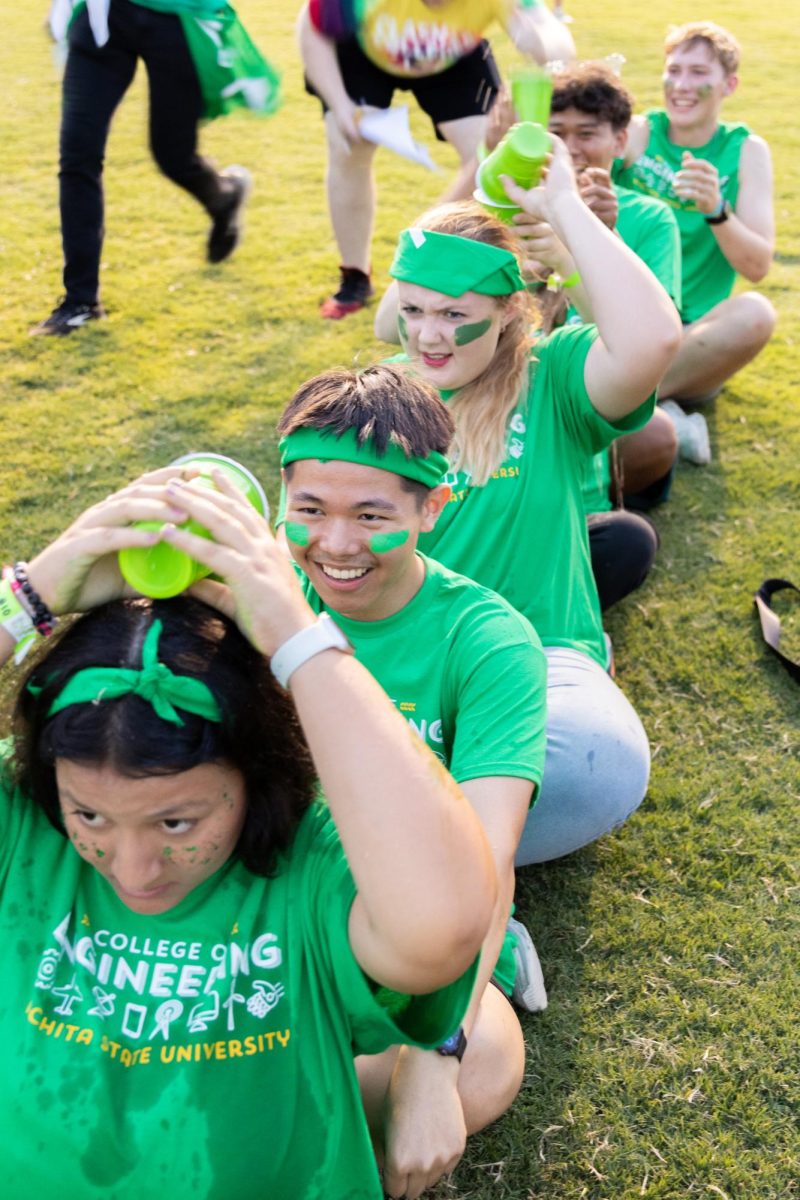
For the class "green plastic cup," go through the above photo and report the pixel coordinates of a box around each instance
[509,67,553,125]
[477,121,551,203]
[472,185,521,225]
[118,453,269,599]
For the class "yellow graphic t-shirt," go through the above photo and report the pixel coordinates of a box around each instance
[358,0,513,77]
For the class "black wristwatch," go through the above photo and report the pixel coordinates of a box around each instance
[436,1026,467,1062]
[705,199,732,225]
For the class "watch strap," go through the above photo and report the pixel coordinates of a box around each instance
[270,613,352,689]
[705,199,731,225]
[436,1026,468,1062]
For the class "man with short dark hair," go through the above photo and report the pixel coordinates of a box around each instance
[276,363,548,1197]
[615,21,775,402]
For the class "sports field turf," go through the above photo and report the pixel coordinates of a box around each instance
[1,3,797,1196]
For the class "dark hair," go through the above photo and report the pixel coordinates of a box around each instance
[11,597,316,876]
[278,364,455,457]
[550,62,634,131]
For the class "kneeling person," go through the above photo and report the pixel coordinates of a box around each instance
[277,364,548,1198]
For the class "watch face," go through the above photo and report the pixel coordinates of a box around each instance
[437,1027,466,1059]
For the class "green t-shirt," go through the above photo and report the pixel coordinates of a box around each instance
[0,762,473,1199]
[579,183,682,514]
[303,554,547,788]
[416,325,654,667]
[613,110,750,323]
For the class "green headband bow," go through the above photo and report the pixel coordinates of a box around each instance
[46,620,222,728]
[279,426,449,489]
[390,228,526,296]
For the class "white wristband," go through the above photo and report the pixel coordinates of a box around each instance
[270,614,353,689]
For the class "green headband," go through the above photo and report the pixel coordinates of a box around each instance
[279,426,449,489]
[390,228,526,296]
[46,620,222,728]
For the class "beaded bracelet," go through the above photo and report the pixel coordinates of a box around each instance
[12,562,56,636]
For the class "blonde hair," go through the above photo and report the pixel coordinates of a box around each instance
[408,202,536,487]
[664,22,740,76]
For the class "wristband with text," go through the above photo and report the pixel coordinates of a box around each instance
[0,573,37,663]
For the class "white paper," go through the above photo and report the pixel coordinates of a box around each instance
[357,106,439,171]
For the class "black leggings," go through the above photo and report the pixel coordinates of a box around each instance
[587,510,659,612]
[59,0,231,303]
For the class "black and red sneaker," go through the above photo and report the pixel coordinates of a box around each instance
[320,266,373,319]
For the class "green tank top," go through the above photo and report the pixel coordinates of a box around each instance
[614,110,750,323]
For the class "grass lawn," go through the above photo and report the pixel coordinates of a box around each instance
[1,2,798,1197]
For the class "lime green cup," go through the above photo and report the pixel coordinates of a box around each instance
[118,453,269,599]
[509,67,553,125]
[477,121,551,204]
[472,184,521,224]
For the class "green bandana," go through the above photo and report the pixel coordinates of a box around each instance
[390,229,526,297]
[279,427,449,489]
[46,620,222,728]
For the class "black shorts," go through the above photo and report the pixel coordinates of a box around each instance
[305,38,500,141]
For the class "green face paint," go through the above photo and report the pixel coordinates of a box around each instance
[454,319,492,346]
[696,84,713,97]
[95,849,105,858]
[397,313,408,343]
[284,521,310,547]
[369,530,410,554]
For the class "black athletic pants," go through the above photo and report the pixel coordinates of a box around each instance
[587,510,659,612]
[60,0,231,303]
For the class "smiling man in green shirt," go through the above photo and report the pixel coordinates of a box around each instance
[276,362,547,1199]
[614,20,776,403]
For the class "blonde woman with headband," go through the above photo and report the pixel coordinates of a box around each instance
[384,137,681,866]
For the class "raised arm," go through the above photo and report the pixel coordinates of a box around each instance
[504,3,575,64]
[503,138,682,419]
[1,467,198,669]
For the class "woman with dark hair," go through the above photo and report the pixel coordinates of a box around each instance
[0,466,494,1199]
[377,140,682,867]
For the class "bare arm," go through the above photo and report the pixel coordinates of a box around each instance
[710,135,774,281]
[504,3,575,63]
[504,138,681,419]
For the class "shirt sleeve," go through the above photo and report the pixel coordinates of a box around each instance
[541,325,656,458]
[445,611,547,790]
[295,804,477,1056]
[636,205,683,309]
[308,0,363,39]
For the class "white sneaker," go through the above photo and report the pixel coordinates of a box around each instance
[507,916,548,1012]
[660,399,712,465]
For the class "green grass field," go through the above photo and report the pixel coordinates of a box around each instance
[1,3,798,1197]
